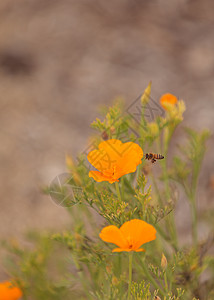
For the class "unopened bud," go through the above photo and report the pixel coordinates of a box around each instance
[106,264,112,274]
[112,276,119,286]
[190,263,197,271]
[66,154,82,185]
[66,154,75,169]
[148,122,159,137]
[141,81,152,105]
[161,253,167,270]
[74,233,82,243]
[110,126,115,135]
[101,130,109,140]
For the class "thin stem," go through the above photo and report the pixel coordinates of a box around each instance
[190,161,200,246]
[140,106,146,149]
[182,175,198,246]
[150,171,163,206]
[115,181,122,202]
[190,193,198,246]
[164,271,168,292]
[121,176,125,200]
[140,258,165,297]
[155,224,169,242]
[161,129,178,250]
[72,254,93,299]
[128,252,133,300]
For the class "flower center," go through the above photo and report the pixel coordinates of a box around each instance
[127,236,134,249]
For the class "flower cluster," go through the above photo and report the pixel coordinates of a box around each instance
[5,86,209,300]
[87,139,156,252]
[87,90,180,252]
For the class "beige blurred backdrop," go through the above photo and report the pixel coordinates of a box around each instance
[0,0,214,251]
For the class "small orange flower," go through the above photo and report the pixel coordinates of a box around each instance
[99,219,156,252]
[160,93,178,110]
[0,281,22,300]
[87,139,143,183]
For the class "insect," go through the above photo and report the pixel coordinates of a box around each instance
[145,153,164,163]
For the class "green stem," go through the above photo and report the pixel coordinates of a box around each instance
[72,254,93,299]
[115,181,122,202]
[140,106,146,149]
[190,193,198,246]
[190,161,200,247]
[161,129,178,250]
[164,272,168,292]
[150,172,163,206]
[140,258,165,297]
[155,224,169,242]
[182,177,198,247]
[121,176,125,200]
[128,252,133,300]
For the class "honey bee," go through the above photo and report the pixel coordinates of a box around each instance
[145,153,164,163]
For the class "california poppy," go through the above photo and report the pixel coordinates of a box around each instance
[87,139,143,183]
[99,219,156,252]
[160,93,178,110]
[0,281,22,300]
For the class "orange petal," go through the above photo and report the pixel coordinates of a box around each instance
[135,248,145,252]
[115,144,143,179]
[87,140,143,178]
[112,247,145,252]
[0,281,22,299]
[120,219,156,250]
[89,171,118,183]
[87,140,121,172]
[112,248,132,252]
[160,93,178,110]
[99,225,129,249]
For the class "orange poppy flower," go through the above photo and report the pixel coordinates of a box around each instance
[99,219,156,252]
[87,139,143,183]
[0,281,22,300]
[160,93,178,110]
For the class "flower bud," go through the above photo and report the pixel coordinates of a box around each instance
[101,130,109,140]
[66,154,75,169]
[112,276,119,286]
[106,264,112,274]
[160,93,177,110]
[141,81,152,105]
[65,154,82,185]
[161,253,167,270]
[148,122,159,137]
[110,126,115,135]
[74,233,82,243]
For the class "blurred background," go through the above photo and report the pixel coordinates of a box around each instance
[0,0,214,267]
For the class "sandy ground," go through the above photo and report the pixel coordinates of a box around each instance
[0,0,214,277]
